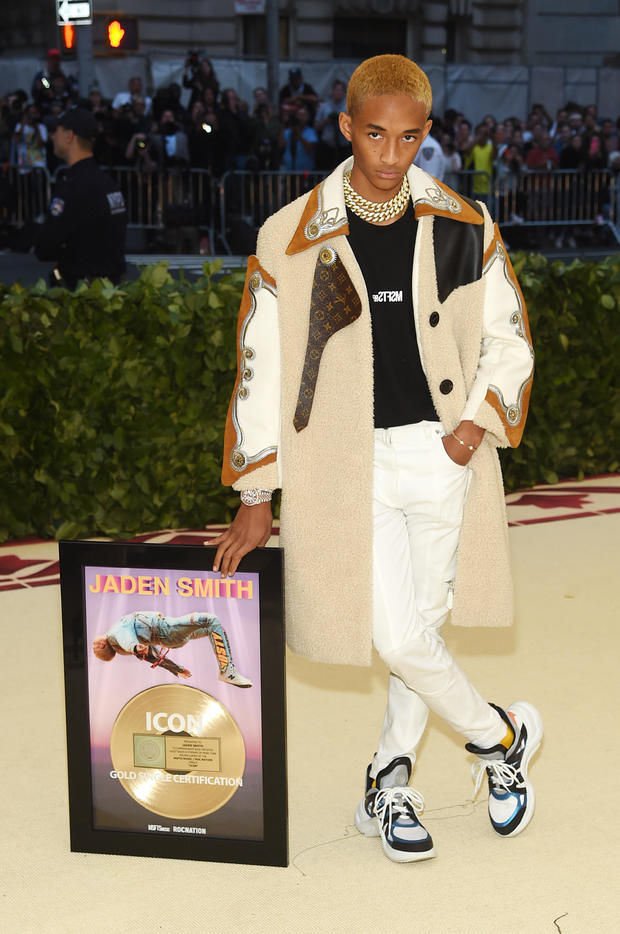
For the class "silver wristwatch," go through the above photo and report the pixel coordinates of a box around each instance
[240,489,272,506]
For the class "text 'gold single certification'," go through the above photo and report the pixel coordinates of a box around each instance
[110,684,245,819]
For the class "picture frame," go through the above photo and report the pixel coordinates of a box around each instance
[59,540,287,867]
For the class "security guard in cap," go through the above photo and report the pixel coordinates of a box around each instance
[35,107,127,288]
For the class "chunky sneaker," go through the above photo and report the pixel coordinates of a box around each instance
[466,701,543,837]
[218,662,253,688]
[354,755,435,863]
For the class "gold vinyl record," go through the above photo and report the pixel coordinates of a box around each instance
[110,684,246,819]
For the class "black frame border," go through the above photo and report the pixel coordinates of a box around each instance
[59,540,287,867]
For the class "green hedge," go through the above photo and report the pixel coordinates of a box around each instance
[502,252,620,488]
[0,254,618,542]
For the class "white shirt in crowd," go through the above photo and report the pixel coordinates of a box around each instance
[413,134,447,182]
[112,91,153,114]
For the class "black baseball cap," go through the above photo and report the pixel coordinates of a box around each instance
[51,107,99,140]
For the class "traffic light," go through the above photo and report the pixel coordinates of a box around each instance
[62,24,76,51]
[101,14,139,51]
[59,23,77,58]
[106,16,139,50]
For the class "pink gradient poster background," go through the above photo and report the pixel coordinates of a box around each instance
[85,565,262,759]
[84,564,265,840]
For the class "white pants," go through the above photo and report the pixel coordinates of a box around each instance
[371,421,505,777]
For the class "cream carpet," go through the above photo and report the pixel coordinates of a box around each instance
[1,477,619,934]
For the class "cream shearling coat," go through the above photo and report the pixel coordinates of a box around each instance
[222,158,534,667]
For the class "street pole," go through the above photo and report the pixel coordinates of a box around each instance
[265,0,279,113]
[77,24,95,97]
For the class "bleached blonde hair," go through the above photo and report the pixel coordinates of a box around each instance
[347,55,432,119]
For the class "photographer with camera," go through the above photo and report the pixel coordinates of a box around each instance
[247,101,280,171]
[187,100,218,171]
[183,55,220,111]
[31,49,78,118]
[315,79,350,170]
[279,68,318,123]
[279,102,317,172]
[125,128,157,171]
[112,77,152,116]
[149,109,190,169]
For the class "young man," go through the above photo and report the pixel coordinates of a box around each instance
[92,610,252,687]
[213,55,542,863]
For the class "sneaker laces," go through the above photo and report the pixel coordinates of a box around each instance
[374,786,425,824]
[471,759,520,798]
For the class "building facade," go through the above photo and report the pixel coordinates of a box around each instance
[4,1,619,68]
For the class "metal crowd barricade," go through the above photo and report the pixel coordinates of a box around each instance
[1,165,52,227]
[493,169,616,230]
[217,170,329,255]
[105,166,215,249]
[3,163,617,252]
[449,169,493,205]
[216,169,494,255]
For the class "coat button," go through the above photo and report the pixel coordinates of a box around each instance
[439,379,453,394]
[429,312,440,327]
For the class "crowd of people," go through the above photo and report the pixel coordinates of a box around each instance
[2,49,619,186]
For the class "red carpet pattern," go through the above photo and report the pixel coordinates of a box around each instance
[1,476,617,592]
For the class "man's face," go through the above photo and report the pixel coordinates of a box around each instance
[476,125,489,144]
[129,77,142,96]
[52,125,72,160]
[332,82,345,103]
[339,94,431,202]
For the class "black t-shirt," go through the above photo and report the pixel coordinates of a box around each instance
[346,201,437,428]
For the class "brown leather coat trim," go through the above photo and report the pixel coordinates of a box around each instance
[484,384,531,447]
[285,181,349,255]
[222,256,277,485]
[415,178,484,226]
[483,231,499,268]
[484,223,533,447]
[293,250,362,431]
[285,186,323,255]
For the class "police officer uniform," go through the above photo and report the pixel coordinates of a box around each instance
[35,108,127,289]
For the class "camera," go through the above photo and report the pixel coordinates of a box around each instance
[187,50,200,72]
[41,76,51,89]
[136,138,147,150]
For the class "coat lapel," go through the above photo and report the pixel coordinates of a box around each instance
[285,159,485,430]
[293,246,362,432]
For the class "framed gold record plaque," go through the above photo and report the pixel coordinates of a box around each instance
[59,541,287,866]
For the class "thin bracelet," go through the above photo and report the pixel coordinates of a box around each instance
[451,430,479,452]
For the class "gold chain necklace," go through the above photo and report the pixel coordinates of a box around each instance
[343,170,410,224]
